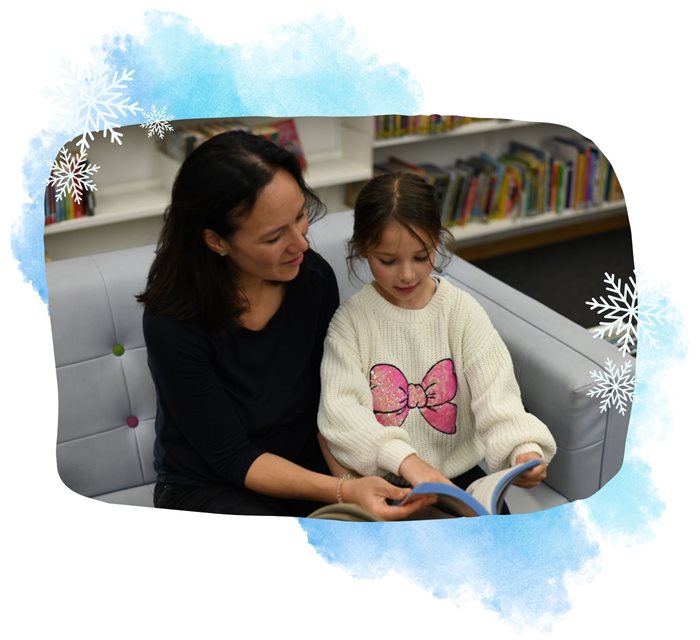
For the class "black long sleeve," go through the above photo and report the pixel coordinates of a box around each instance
[144,250,339,487]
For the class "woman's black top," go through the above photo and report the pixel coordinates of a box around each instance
[143,250,340,487]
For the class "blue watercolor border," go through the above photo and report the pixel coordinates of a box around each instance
[17,10,678,628]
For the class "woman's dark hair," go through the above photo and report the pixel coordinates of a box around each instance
[347,172,454,281]
[136,129,325,332]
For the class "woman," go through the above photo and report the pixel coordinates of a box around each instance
[137,129,429,518]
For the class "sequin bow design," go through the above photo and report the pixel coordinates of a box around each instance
[369,359,457,434]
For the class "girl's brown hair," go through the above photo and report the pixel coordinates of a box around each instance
[347,172,454,281]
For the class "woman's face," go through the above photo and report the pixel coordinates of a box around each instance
[218,169,310,288]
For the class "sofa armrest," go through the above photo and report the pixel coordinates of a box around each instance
[445,258,632,502]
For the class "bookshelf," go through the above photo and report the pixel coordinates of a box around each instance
[43,116,626,260]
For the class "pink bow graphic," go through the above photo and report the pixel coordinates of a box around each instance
[369,359,457,434]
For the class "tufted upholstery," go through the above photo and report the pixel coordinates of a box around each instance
[47,210,632,509]
[49,245,158,506]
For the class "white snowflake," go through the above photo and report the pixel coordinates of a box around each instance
[45,59,141,153]
[140,105,175,139]
[586,271,671,355]
[588,358,635,415]
[46,147,100,204]
[586,272,638,356]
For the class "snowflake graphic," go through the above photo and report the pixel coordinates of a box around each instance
[586,272,637,356]
[588,358,635,415]
[586,271,671,355]
[140,105,175,139]
[44,59,141,153]
[46,147,100,204]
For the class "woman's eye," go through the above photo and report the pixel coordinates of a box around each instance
[265,235,282,244]
[379,259,395,266]
[415,256,430,262]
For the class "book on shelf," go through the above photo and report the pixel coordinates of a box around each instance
[507,141,551,215]
[269,118,307,171]
[420,162,451,215]
[455,156,492,222]
[441,165,470,226]
[478,152,511,220]
[157,118,307,171]
[374,114,490,140]
[397,458,542,517]
[44,156,96,227]
[344,125,625,224]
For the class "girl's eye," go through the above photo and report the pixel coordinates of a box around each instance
[415,255,430,263]
[265,235,282,244]
[379,259,395,266]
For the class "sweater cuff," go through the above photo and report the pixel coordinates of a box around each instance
[377,440,418,476]
[508,442,545,468]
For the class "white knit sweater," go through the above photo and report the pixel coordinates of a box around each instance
[318,277,556,481]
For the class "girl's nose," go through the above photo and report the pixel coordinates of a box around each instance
[398,262,414,282]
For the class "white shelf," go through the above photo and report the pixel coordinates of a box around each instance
[44,180,169,235]
[449,200,627,247]
[373,119,533,149]
[43,116,626,260]
[44,154,372,236]
[304,154,372,188]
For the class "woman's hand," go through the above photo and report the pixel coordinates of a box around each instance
[244,452,434,520]
[341,475,436,521]
[398,454,454,488]
[511,452,547,488]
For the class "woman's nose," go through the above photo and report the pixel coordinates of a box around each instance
[290,227,309,253]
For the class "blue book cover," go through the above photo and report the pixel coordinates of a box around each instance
[398,458,541,517]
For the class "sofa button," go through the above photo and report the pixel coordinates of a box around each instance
[112,343,125,356]
[126,416,139,428]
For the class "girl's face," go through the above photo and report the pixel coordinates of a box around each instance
[365,221,437,309]
[209,169,310,290]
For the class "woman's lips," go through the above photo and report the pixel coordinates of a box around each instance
[284,253,304,266]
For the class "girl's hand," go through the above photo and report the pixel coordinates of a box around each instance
[341,476,436,521]
[398,454,454,488]
[512,452,547,488]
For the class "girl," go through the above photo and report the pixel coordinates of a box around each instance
[318,172,556,510]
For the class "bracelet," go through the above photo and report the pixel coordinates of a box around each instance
[336,472,356,504]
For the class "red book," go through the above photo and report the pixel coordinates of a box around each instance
[271,119,307,171]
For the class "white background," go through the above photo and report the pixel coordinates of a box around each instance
[1,1,698,637]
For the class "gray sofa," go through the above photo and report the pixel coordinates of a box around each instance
[47,210,632,514]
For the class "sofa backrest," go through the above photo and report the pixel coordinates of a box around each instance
[47,210,630,505]
[46,212,365,504]
[48,245,158,504]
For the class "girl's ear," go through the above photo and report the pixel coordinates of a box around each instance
[202,228,229,256]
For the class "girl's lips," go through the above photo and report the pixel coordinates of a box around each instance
[395,284,417,293]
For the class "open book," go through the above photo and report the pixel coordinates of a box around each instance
[398,458,542,517]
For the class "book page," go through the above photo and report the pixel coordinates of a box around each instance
[466,460,540,514]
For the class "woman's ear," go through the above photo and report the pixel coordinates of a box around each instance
[203,228,228,256]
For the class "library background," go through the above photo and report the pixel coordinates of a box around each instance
[44,114,634,331]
